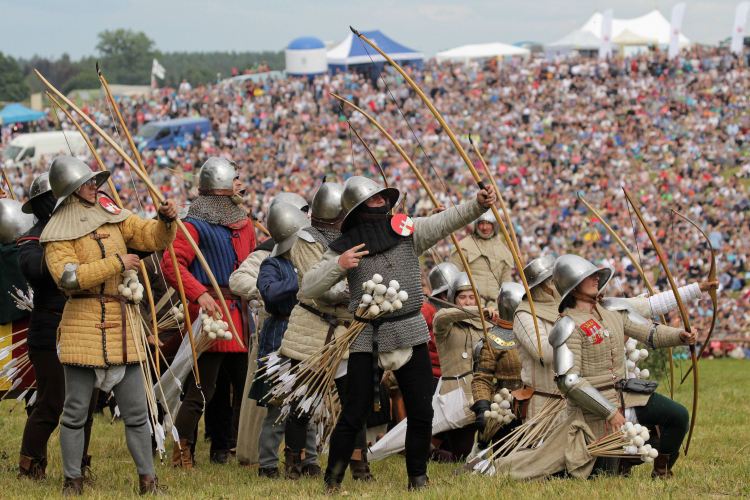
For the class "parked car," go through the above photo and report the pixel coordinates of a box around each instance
[3,131,87,167]
[135,117,210,151]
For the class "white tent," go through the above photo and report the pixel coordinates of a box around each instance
[435,43,530,64]
[546,29,601,51]
[579,9,690,47]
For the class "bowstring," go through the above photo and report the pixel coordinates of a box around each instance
[581,200,626,297]
[355,36,506,295]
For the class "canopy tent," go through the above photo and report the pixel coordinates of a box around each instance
[579,9,690,47]
[546,29,601,51]
[435,43,530,64]
[0,103,46,125]
[326,30,423,73]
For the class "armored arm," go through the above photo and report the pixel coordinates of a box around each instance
[550,316,617,420]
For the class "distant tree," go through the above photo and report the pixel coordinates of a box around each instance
[61,71,102,94]
[0,52,30,102]
[180,66,216,87]
[96,29,157,85]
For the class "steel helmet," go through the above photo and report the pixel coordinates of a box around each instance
[197,157,238,194]
[448,272,478,304]
[48,155,110,213]
[0,199,35,244]
[473,210,498,235]
[553,254,614,313]
[523,254,557,290]
[267,203,311,258]
[310,182,344,223]
[340,176,399,230]
[21,172,53,214]
[268,192,309,213]
[429,262,460,298]
[497,282,525,324]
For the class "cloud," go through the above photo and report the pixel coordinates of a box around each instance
[417,4,471,22]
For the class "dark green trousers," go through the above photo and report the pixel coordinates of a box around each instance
[634,392,690,457]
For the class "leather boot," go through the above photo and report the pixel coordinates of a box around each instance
[209,449,230,464]
[171,439,194,471]
[349,449,374,481]
[62,476,84,497]
[80,455,96,486]
[18,455,47,480]
[139,475,166,495]
[258,466,279,478]
[407,475,430,491]
[651,453,676,479]
[302,463,322,476]
[284,447,305,480]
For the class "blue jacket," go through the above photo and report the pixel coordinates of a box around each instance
[257,255,298,364]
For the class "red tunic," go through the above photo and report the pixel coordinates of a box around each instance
[161,219,254,353]
[421,301,442,379]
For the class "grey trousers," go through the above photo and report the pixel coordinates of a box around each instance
[61,365,154,478]
[258,404,318,469]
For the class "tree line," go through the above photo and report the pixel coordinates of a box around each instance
[1,29,285,103]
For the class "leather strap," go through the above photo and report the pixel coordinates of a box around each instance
[71,293,129,363]
[298,303,351,344]
[534,390,563,400]
[89,233,110,240]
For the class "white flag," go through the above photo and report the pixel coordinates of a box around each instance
[669,3,687,59]
[599,9,613,60]
[731,2,750,54]
[151,58,166,79]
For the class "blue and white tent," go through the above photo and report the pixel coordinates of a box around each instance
[326,30,423,73]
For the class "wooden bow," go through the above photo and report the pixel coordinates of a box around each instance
[331,93,491,347]
[351,27,544,365]
[671,209,717,384]
[622,188,698,455]
[577,193,675,399]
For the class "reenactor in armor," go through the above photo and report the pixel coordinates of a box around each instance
[450,211,513,308]
[279,182,376,481]
[471,282,524,445]
[302,176,496,491]
[230,192,308,467]
[550,255,697,478]
[41,156,177,495]
[15,174,101,482]
[162,158,255,469]
[421,263,461,386]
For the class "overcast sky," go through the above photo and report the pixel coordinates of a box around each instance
[1,0,742,60]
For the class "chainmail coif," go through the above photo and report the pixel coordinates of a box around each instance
[186,195,247,226]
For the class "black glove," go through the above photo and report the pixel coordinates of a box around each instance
[471,399,491,433]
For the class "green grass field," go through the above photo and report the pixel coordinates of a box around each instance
[1,359,748,499]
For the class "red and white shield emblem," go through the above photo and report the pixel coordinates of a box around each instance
[99,194,122,214]
[391,214,414,236]
[581,319,605,345]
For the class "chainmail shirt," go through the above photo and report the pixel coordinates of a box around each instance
[186,195,247,226]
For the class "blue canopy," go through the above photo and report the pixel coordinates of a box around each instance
[0,103,46,125]
[327,30,423,72]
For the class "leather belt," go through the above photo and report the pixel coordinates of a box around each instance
[354,309,422,412]
[36,308,63,316]
[298,303,351,344]
[206,287,251,350]
[441,370,473,380]
[71,293,129,363]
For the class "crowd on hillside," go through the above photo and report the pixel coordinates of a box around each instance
[3,45,750,356]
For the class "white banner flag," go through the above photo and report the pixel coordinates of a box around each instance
[151,58,166,79]
[731,2,750,54]
[599,9,613,60]
[668,3,686,59]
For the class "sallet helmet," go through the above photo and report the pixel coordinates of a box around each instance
[267,203,311,258]
[340,176,399,230]
[48,155,110,212]
[21,172,53,214]
[553,254,614,313]
[0,199,35,244]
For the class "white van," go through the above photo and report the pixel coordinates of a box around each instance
[2,131,87,167]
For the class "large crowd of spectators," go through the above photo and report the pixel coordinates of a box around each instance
[3,45,749,356]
